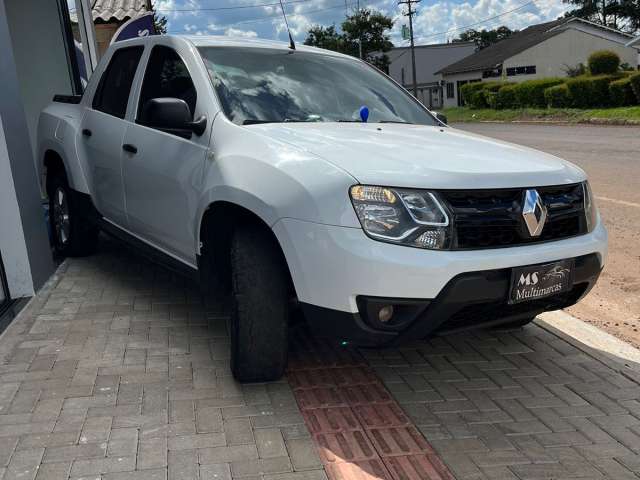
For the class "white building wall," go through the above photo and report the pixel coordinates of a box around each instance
[505,29,639,78]
[441,26,640,108]
[388,43,476,87]
[441,71,483,108]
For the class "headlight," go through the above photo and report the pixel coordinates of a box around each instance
[583,181,598,232]
[350,185,451,249]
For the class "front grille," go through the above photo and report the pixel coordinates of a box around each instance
[439,183,587,249]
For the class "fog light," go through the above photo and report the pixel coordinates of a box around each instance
[378,305,394,323]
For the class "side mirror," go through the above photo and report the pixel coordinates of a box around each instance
[434,112,448,125]
[140,98,207,137]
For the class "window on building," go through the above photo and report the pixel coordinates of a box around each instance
[92,47,144,118]
[446,82,454,99]
[506,65,536,77]
[482,69,502,78]
[138,46,197,121]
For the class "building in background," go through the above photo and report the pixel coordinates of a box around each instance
[385,42,476,109]
[438,18,640,108]
[72,0,152,57]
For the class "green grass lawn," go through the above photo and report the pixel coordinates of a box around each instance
[442,106,640,125]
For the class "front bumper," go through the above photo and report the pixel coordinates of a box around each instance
[273,218,607,346]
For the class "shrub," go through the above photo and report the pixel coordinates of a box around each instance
[469,90,489,108]
[565,75,619,107]
[483,82,509,109]
[460,81,509,108]
[563,62,586,77]
[544,84,571,108]
[587,50,620,75]
[609,77,637,107]
[630,73,640,103]
[496,84,519,109]
[513,78,565,108]
[459,82,486,107]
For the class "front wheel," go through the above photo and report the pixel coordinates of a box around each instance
[229,224,289,382]
[48,173,98,257]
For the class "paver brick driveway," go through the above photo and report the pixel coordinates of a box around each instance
[1,238,640,480]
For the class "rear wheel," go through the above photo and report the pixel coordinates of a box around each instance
[48,173,98,257]
[229,224,289,382]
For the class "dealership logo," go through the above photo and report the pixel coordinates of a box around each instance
[518,272,539,286]
[522,189,547,237]
[542,265,570,282]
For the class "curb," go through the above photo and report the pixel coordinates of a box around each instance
[451,119,640,127]
[536,310,640,382]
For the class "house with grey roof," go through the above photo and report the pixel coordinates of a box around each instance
[437,17,640,108]
[72,0,151,57]
[385,42,476,109]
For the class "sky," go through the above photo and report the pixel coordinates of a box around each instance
[152,0,570,46]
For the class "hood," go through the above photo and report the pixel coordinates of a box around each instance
[248,123,586,189]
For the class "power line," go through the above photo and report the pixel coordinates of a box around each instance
[422,0,535,40]
[391,0,536,61]
[167,1,356,32]
[157,0,312,12]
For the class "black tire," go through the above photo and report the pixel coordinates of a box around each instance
[229,224,289,382]
[493,316,536,330]
[47,172,98,257]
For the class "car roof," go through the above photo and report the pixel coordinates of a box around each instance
[114,34,352,59]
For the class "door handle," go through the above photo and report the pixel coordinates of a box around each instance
[82,128,92,137]
[122,144,138,154]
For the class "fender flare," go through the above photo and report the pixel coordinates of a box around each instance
[194,185,280,256]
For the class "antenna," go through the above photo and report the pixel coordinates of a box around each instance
[278,0,296,51]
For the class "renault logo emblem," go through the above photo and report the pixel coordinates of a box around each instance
[522,189,547,237]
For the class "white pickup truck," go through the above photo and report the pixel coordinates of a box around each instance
[38,35,607,382]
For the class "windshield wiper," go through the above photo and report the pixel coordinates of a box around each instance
[243,119,279,125]
[243,119,316,125]
[378,120,413,124]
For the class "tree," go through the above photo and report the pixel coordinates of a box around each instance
[562,0,640,33]
[149,1,167,34]
[453,26,515,50]
[304,9,394,71]
[304,25,343,51]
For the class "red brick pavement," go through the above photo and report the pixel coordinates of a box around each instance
[288,331,455,480]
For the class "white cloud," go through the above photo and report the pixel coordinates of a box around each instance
[225,27,259,37]
[157,0,571,44]
[392,0,570,44]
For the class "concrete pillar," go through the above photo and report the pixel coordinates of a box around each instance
[0,0,55,297]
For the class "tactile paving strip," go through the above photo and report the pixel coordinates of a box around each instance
[288,331,456,480]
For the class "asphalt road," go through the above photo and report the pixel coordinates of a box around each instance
[455,123,640,347]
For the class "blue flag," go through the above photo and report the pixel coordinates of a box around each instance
[111,12,156,44]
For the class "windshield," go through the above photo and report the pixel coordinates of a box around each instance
[198,47,439,126]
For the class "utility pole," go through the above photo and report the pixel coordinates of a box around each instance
[398,0,420,98]
[357,0,363,59]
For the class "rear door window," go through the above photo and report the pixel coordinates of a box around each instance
[92,46,144,119]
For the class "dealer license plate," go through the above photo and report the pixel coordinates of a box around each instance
[509,259,574,304]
